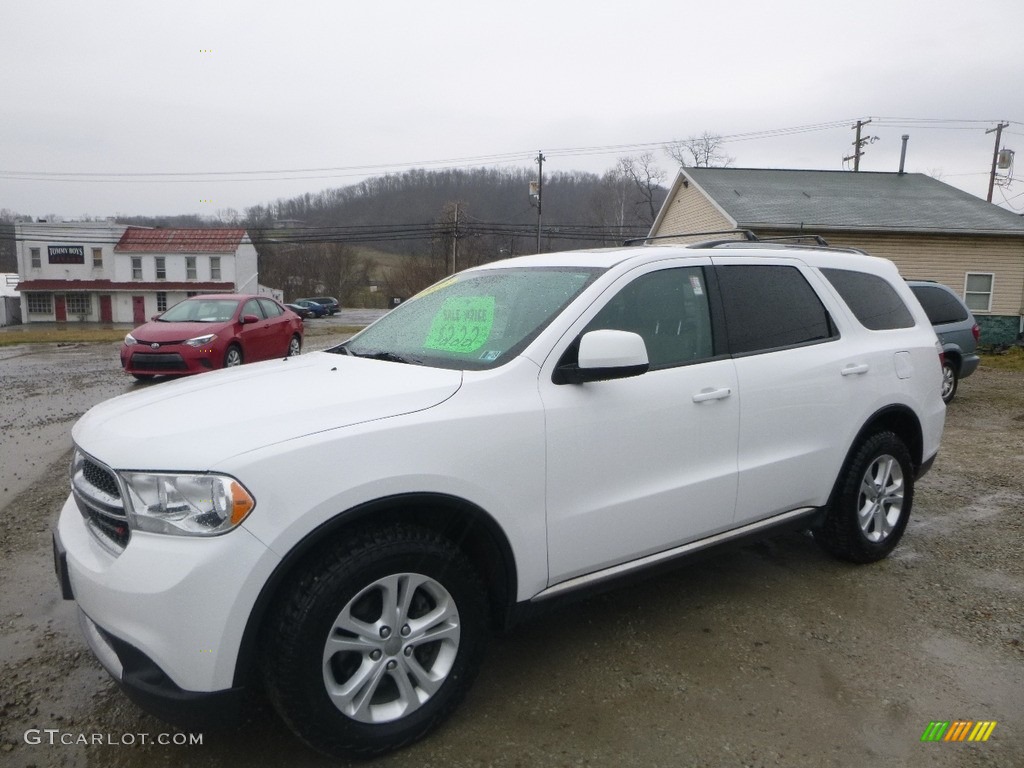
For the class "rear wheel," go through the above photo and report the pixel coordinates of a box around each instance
[816,431,914,563]
[287,334,302,357]
[224,344,243,367]
[262,525,488,759]
[941,360,958,403]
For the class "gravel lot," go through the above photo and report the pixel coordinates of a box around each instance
[0,340,1021,767]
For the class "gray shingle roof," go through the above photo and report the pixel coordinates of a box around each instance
[683,168,1024,235]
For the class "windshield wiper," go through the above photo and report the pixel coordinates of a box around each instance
[348,349,419,364]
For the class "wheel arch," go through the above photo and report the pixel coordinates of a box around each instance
[232,492,518,688]
[941,344,963,373]
[832,405,925,499]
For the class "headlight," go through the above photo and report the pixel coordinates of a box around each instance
[125,333,137,345]
[185,333,217,348]
[120,472,255,536]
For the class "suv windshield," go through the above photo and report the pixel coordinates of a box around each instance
[335,267,601,370]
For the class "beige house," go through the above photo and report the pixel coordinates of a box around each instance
[649,168,1024,344]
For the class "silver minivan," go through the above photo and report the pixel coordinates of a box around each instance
[908,280,980,403]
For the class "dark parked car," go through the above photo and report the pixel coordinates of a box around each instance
[293,299,329,318]
[908,280,980,403]
[285,303,315,320]
[297,296,340,315]
[121,294,303,380]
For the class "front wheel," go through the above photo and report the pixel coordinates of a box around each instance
[223,344,243,368]
[287,334,302,357]
[941,360,958,403]
[262,525,488,759]
[816,431,914,563]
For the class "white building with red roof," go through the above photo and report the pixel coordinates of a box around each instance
[15,222,258,324]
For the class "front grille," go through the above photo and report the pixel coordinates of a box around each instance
[129,352,188,371]
[72,451,130,552]
[83,458,120,498]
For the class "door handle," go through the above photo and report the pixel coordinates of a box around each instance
[841,363,870,376]
[692,387,732,403]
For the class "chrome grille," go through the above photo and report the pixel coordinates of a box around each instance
[72,450,130,552]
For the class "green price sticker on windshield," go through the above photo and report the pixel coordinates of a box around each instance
[424,296,495,354]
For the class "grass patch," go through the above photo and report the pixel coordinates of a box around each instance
[0,324,366,347]
[0,328,126,346]
[980,346,1024,372]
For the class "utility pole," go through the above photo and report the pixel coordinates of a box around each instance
[986,122,1009,203]
[450,202,459,274]
[843,119,874,171]
[536,151,544,253]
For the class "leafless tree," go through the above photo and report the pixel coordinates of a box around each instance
[258,242,371,303]
[665,132,735,168]
[617,153,668,227]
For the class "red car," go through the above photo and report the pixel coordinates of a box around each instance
[121,294,303,380]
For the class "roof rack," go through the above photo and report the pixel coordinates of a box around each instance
[623,229,758,246]
[756,235,831,246]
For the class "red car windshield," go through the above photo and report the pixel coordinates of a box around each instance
[158,299,239,323]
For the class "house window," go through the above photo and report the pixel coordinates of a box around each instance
[92,248,103,268]
[30,248,41,268]
[157,292,167,312]
[27,293,52,314]
[186,256,197,280]
[210,256,221,280]
[155,256,166,280]
[66,293,91,315]
[964,273,994,313]
[132,257,142,280]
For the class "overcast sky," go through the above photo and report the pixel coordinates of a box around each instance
[3,0,1022,219]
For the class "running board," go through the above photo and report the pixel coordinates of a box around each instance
[532,507,819,602]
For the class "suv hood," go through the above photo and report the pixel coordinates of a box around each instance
[74,352,462,469]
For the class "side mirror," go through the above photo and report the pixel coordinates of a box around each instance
[241,314,260,324]
[554,329,650,384]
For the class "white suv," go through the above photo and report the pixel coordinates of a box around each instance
[54,242,945,759]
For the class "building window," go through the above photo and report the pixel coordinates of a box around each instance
[155,256,166,280]
[187,291,198,297]
[186,256,197,280]
[131,256,142,280]
[964,273,994,313]
[30,248,41,268]
[156,292,167,312]
[27,293,52,314]
[66,293,91,316]
[92,248,103,268]
[210,256,221,280]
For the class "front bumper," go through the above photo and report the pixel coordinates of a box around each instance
[55,491,280,701]
[120,344,221,375]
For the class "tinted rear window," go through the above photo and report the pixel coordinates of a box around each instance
[910,285,969,325]
[822,269,915,330]
[716,265,836,354]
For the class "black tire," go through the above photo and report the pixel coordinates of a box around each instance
[287,334,302,357]
[224,344,243,368]
[941,360,958,404]
[816,431,914,563]
[261,525,488,759]
[131,373,155,382]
